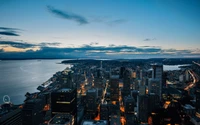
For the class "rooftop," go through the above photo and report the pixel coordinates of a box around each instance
[49,114,72,124]
[58,88,72,92]
[82,120,107,125]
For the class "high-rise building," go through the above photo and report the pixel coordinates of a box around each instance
[139,85,146,96]
[137,95,148,122]
[51,88,76,117]
[86,88,97,118]
[110,75,119,102]
[151,63,163,88]
[22,98,45,125]
[124,96,135,114]
[100,104,109,120]
[148,93,160,113]
[148,78,161,99]
[120,67,126,79]
[123,69,132,97]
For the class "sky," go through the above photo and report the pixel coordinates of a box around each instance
[0,0,200,59]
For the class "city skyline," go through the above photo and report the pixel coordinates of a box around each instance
[0,0,200,59]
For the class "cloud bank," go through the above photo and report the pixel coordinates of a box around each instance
[0,41,199,59]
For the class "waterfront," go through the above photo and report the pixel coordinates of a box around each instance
[0,60,67,104]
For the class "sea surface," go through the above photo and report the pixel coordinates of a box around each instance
[0,60,68,104]
[163,64,191,71]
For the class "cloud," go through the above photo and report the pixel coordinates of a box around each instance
[0,41,35,48]
[47,6,88,25]
[0,27,22,36]
[0,27,21,31]
[0,42,199,59]
[0,41,61,48]
[39,42,61,47]
[0,31,20,36]
[143,38,156,41]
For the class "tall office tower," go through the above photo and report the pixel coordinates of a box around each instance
[0,108,22,125]
[124,96,135,114]
[100,104,109,120]
[139,85,146,96]
[22,99,45,125]
[110,75,119,102]
[148,93,160,113]
[148,78,161,99]
[123,69,132,97]
[137,95,148,123]
[131,90,139,103]
[152,63,164,88]
[86,88,97,118]
[133,79,139,91]
[67,70,75,89]
[140,70,144,80]
[120,67,126,78]
[51,88,76,118]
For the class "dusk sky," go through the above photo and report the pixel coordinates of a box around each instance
[0,0,200,59]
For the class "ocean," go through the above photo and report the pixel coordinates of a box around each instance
[0,60,67,104]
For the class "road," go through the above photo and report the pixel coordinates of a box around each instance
[184,69,199,91]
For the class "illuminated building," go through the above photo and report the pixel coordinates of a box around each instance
[110,75,119,101]
[137,95,148,122]
[120,67,126,79]
[151,63,163,89]
[123,69,132,97]
[148,93,160,113]
[51,88,76,117]
[85,88,97,118]
[22,99,45,125]
[148,78,161,99]
[100,104,109,120]
[124,96,135,114]
[139,85,146,96]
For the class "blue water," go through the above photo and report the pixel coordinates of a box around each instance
[0,60,67,104]
[163,64,191,71]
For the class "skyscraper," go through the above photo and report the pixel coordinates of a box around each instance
[151,63,163,88]
[110,75,119,102]
[51,88,76,117]
[148,78,161,99]
[137,95,148,123]
[100,104,109,120]
[123,69,132,97]
[22,99,45,125]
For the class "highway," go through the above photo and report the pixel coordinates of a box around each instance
[184,69,199,91]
